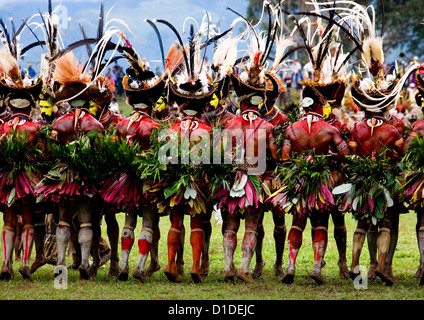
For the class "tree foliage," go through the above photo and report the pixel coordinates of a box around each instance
[246,0,424,60]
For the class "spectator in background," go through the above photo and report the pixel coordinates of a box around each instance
[109,97,120,114]
[113,61,120,73]
[278,70,292,108]
[115,66,124,96]
[291,59,303,100]
[27,64,36,78]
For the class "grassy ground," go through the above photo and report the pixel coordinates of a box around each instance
[0,210,423,300]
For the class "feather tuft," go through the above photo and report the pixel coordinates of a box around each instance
[53,51,91,85]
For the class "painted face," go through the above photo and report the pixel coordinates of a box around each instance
[39,100,54,117]
[89,101,101,116]
[323,103,332,119]
[156,96,166,112]
[210,93,219,109]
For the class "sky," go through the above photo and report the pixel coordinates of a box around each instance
[1,0,250,73]
[1,0,411,76]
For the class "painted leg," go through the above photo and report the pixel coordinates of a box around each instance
[56,223,71,268]
[133,204,156,283]
[88,208,101,278]
[78,225,93,280]
[190,214,204,283]
[118,210,137,281]
[282,225,303,284]
[237,230,257,283]
[118,225,135,281]
[223,230,237,282]
[223,214,240,282]
[132,227,153,283]
[375,228,393,286]
[145,222,161,277]
[176,224,185,276]
[238,211,261,283]
[165,228,182,283]
[1,227,15,281]
[164,210,183,283]
[309,226,328,285]
[350,228,367,280]
[19,225,34,281]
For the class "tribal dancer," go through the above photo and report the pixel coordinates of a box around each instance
[254,70,290,279]
[276,83,350,285]
[34,51,110,280]
[332,0,412,286]
[151,17,230,283]
[402,65,424,285]
[341,56,411,286]
[0,48,44,280]
[24,2,66,275]
[252,5,294,278]
[213,10,280,282]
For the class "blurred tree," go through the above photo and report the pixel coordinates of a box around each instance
[246,0,424,61]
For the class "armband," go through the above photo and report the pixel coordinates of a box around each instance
[283,138,291,147]
[336,140,348,151]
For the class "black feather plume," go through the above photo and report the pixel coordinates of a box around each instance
[156,19,191,77]
[79,23,95,69]
[145,19,165,69]
[97,4,104,41]
[21,41,46,56]
[188,24,195,79]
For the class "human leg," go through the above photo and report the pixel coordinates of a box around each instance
[164,208,184,283]
[282,214,307,284]
[223,213,240,282]
[118,209,137,281]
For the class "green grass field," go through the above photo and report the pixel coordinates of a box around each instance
[0,210,423,300]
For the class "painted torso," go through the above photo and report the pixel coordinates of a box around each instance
[52,108,104,145]
[115,111,160,150]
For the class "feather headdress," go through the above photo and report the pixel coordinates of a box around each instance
[51,5,134,106]
[155,14,231,114]
[0,15,43,109]
[227,2,285,111]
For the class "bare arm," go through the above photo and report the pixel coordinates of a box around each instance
[281,127,292,162]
